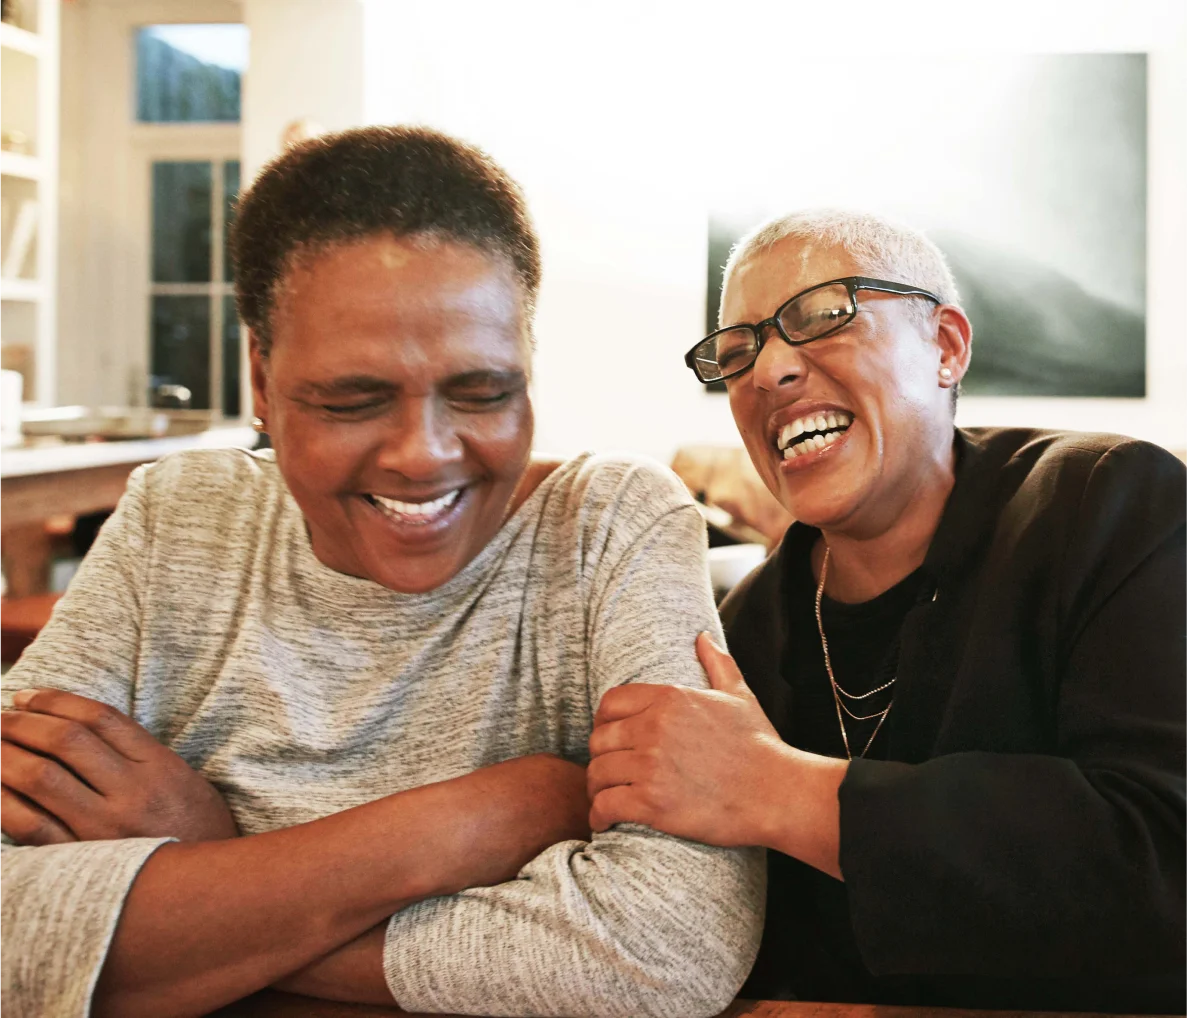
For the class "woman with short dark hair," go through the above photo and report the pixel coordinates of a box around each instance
[0,127,763,1018]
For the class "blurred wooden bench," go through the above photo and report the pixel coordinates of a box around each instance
[1,592,62,665]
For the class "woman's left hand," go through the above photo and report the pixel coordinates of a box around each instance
[588,633,790,848]
[1,688,239,846]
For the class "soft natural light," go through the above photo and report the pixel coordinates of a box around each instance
[142,24,249,73]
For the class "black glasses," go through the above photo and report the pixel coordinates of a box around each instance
[684,276,943,384]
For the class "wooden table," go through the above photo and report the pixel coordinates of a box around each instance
[0,427,255,595]
[209,990,1174,1018]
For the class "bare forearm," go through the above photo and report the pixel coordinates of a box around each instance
[758,745,847,880]
[93,786,449,1018]
[93,755,588,1018]
[275,925,395,1005]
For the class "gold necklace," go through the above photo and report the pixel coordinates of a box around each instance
[814,545,895,760]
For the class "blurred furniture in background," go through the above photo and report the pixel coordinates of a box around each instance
[20,403,215,440]
[671,444,793,548]
[0,591,60,664]
[707,542,768,602]
[671,445,790,602]
[1,422,255,596]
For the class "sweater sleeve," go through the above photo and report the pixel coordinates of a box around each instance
[839,440,1186,979]
[381,461,765,1018]
[2,468,174,1018]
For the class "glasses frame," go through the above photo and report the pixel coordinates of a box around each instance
[684,275,944,384]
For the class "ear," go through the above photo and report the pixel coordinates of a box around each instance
[934,304,973,386]
[249,332,271,423]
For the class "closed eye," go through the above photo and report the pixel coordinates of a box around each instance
[449,391,513,410]
[320,399,388,416]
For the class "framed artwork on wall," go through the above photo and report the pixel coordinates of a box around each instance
[705,53,1149,401]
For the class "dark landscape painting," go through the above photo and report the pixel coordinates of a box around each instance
[706,54,1147,398]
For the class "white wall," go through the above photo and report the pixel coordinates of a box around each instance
[361,3,735,462]
[362,0,1187,461]
[240,0,364,184]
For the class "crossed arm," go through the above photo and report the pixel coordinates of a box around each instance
[1,688,589,1018]
[2,463,764,1018]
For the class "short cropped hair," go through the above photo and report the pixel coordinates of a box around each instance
[232,125,542,356]
[721,208,961,324]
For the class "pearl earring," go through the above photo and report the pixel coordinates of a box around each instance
[939,367,953,381]
[251,416,266,432]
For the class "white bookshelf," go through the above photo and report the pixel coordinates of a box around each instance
[0,278,44,302]
[0,20,42,56]
[0,150,42,180]
[1,0,59,407]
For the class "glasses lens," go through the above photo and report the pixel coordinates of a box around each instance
[692,328,758,382]
[779,283,855,342]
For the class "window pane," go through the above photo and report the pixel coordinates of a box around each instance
[151,296,210,410]
[152,162,212,283]
[224,160,240,282]
[136,24,248,123]
[223,295,241,417]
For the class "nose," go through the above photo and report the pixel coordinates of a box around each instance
[750,322,808,392]
[374,396,463,480]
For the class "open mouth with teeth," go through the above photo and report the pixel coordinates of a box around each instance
[777,411,854,460]
[365,488,463,525]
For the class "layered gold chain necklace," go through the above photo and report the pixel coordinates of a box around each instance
[814,546,895,760]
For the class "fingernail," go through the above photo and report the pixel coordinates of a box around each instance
[10,689,37,707]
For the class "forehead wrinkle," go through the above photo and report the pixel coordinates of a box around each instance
[777,239,862,292]
[278,261,522,342]
[726,239,856,326]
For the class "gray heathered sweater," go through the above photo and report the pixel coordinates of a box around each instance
[1,447,765,1018]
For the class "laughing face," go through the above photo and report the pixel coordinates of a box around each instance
[722,238,964,539]
[251,234,534,593]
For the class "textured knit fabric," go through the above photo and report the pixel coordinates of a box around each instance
[1,447,765,1018]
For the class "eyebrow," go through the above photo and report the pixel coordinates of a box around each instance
[444,370,527,388]
[293,376,396,399]
[293,369,526,400]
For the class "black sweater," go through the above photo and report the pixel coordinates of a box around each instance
[721,427,1186,1014]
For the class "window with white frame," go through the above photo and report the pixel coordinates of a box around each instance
[136,23,247,416]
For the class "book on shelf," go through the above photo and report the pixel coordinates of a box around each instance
[1,197,38,280]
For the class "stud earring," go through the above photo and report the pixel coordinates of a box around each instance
[939,367,953,381]
[251,416,266,432]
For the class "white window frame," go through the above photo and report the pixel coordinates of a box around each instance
[65,0,244,412]
[133,126,241,413]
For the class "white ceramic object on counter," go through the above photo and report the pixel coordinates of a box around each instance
[1,369,23,448]
[707,543,768,598]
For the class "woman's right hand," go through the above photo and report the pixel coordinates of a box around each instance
[432,753,591,895]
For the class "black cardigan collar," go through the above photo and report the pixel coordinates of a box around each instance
[720,427,1011,705]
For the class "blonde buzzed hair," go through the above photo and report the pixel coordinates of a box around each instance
[720,208,961,325]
